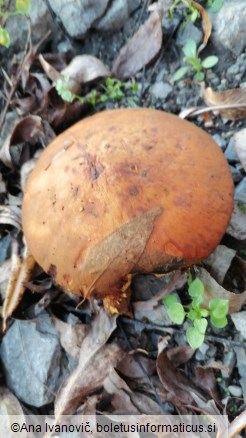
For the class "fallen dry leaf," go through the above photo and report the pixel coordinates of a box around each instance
[112,10,163,79]
[202,86,246,120]
[0,387,25,416]
[157,339,203,408]
[2,244,36,331]
[39,54,110,95]
[104,369,141,414]
[197,267,246,313]
[0,115,44,168]
[228,410,246,438]
[61,55,111,94]
[54,308,122,417]
[191,1,212,52]
[233,128,246,171]
[104,369,163,414]
[195,365,221,406]
[38,54,61,83]
[117,353,156,378]
[52,316,88,361]
[167,345,194,367]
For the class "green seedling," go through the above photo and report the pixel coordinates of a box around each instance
[163,274,229,350]
[0,0,31,47]
[168,0,223,23]
[55,76,139,108]
[173,38,218,82]
[168,0,200,23]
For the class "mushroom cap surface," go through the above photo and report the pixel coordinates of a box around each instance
[22,108,234,298]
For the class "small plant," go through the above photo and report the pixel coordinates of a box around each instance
[0,0,31,48]
[163,273,229,349]
[168,0,223,23]
[168,0,200,23]
[173,38,218,82]
[55,76,139,108]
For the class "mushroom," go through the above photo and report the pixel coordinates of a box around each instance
[22,108,234,308]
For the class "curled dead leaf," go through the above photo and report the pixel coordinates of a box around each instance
[0,115,43,168]
[191,1,212,53]
[52,316,88,361]
[157,343,202,408]
[39,54,111,95]
[202,86,246,120]
[195,365,221,406]
[54,309,121,417]
[61,55,111,94]
[197,267,246,313]
[112,10,163,79]
[38,54,61,83]
[2,244,35,331]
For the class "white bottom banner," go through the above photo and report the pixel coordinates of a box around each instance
[0,414,229,438]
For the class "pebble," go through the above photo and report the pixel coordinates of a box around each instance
[230,166,243,183]
[228,385,242,397]
[210,0,246,55]
[212,134,226,150]
[176,22,203,47]
[227,64,240,76]
[235,178,246,204]
[0,312,68,407]
[224,138,240,162]
[149,82,172,101]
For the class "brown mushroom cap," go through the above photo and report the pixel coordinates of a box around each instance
[22,108,234,298]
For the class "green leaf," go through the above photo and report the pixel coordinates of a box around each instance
[99,94,108,103]
[173,66,189,81]
[186,326,205,349]
[55,78,75,102]
[163,294,178,308]
[191,9,199,22]
[210,315,228,328]
[209,299,229,317]
[188,278,204,298]
[166,303,185,325]
[0,27,10,47]
[187,271,193,286]
[202,56,219,69]
[15,0,31,14]
[200,308,209,317]
[191,294,203,308]
[182,38,197,58]
[210,0,223,13]
[194,318,208,335]
[194,71,205,81]
[185,57,202,71]
[187,308,199,321]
